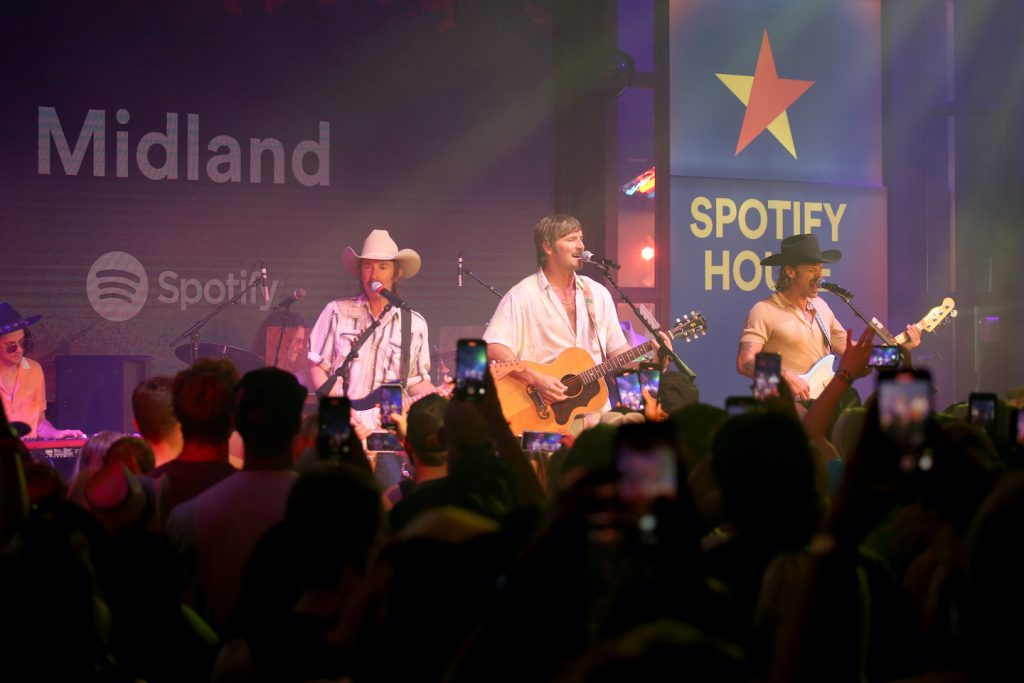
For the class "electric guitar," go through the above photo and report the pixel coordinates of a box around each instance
[797,298,957,399]
[494,313,707,435]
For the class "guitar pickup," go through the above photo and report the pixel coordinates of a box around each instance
[526,385,551,419]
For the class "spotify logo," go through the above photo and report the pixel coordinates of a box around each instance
[87,251,149,322]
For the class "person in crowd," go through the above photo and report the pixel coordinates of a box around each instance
[131,375,182,470]
[149,359,239,513]
[165,367,305,630]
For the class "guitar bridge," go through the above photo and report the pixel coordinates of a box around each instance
[526,385,551,419]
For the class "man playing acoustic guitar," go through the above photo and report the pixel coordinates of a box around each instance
[736,234,920,401]
[484,214,673,433]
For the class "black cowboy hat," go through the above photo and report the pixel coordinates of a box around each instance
[760,234,842,267]
[0,303,42,336]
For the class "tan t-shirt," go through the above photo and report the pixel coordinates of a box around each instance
[740,293,847,375]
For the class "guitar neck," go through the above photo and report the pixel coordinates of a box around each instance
[577,339,659,386]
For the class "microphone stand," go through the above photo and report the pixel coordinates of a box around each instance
[271,307,291,368]
[460,259,504,299]
[316,303,393,398]
[594,265,696,380]
[168,274,263,364]
[822,289,899,346]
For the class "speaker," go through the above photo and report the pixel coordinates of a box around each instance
[55,355,153,434]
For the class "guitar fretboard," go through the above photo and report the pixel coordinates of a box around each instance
[577,339,661,386]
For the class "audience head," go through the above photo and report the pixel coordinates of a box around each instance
[233,367,306,461]
[658,372,700,413]
[285,463,384,585]
[106,436,155,474]
[173,358,239,446]
[70,430,123,484]
[131,375,179,444]
[711,411,822,546]
[405,393,448,467]
[670,402,727,467]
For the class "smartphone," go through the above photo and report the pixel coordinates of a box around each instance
[317,396,352,460]
[968,392,999,440]
[614,370,644,412]
[379,383,403,430]
[1015,408,1024,447]
[456,338,488,399]
[752,351,782,400]
[868,345,903,369]
[877,369,932,451]
[366,430,403,452]
[637,362,662,401]
[614,421,678,504]
[521,431,564,453]
[725,396,758,416]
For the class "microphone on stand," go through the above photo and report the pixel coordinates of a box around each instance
[819,280,853,299]
[370,281,411,310]
[260,262,270,304]
[581,251,621,270]
[273,288,307,311]
[458,252,463,288]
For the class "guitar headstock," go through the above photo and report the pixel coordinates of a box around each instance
[489,358,525,380]
[670,311,708,342]
[919,297,957,333]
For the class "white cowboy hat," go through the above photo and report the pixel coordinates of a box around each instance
[342,229,421,280]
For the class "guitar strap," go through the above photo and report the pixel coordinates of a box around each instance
[809,303,834,355]
[399,308,411,390]
[576,277,607,362]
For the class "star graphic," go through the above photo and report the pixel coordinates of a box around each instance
[716,31,814,158]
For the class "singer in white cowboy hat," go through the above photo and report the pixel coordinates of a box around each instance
[736,234,920,401]
[308,229,437,437]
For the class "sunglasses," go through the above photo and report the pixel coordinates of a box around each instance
[3,339,27,353]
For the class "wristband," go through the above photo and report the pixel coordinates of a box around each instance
[835,369,853,386]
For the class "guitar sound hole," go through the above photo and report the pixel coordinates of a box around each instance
[561,375,581,398]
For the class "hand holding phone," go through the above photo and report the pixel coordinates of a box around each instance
[752,352,782,400]
[456,338,488,399]
[379,383,403,430]
[637,362,662,401]
[968,392,998,438]
[614,370,644,412]
[317,396,353,460]
[877,369,932,457]
[521,431,564,453]
[614,421,678,505]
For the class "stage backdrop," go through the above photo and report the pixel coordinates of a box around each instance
[669,0,888,407]
[2,2,555,417]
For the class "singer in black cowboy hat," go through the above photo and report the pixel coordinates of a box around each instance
[0,303,86,439]
[735,235,920,401]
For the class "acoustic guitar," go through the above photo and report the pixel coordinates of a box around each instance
[797,297,957,399]
[495,313,707,434]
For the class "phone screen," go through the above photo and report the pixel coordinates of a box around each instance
[878,370,932,451]
[456,338,488,398]
[615,370,644,412]
[637,362,662,401]
[868,345,903,369]
[366,430,403,452]
[1016,408,1024,447]
[614,422,678,504]
[725,396,757,416]
[753,352,782,400]
[968,393,997,430]
[317,396,352,459]
[521,431,564,453]
[379,383,403,429]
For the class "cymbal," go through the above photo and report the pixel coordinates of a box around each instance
[174,343,266,374]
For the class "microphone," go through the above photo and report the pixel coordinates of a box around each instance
[369,281,411,310]
[458,252,463,288]
[260,262,270,304]
[581,251,621,270]
[819,280,852,299]
[272,288,307,311]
